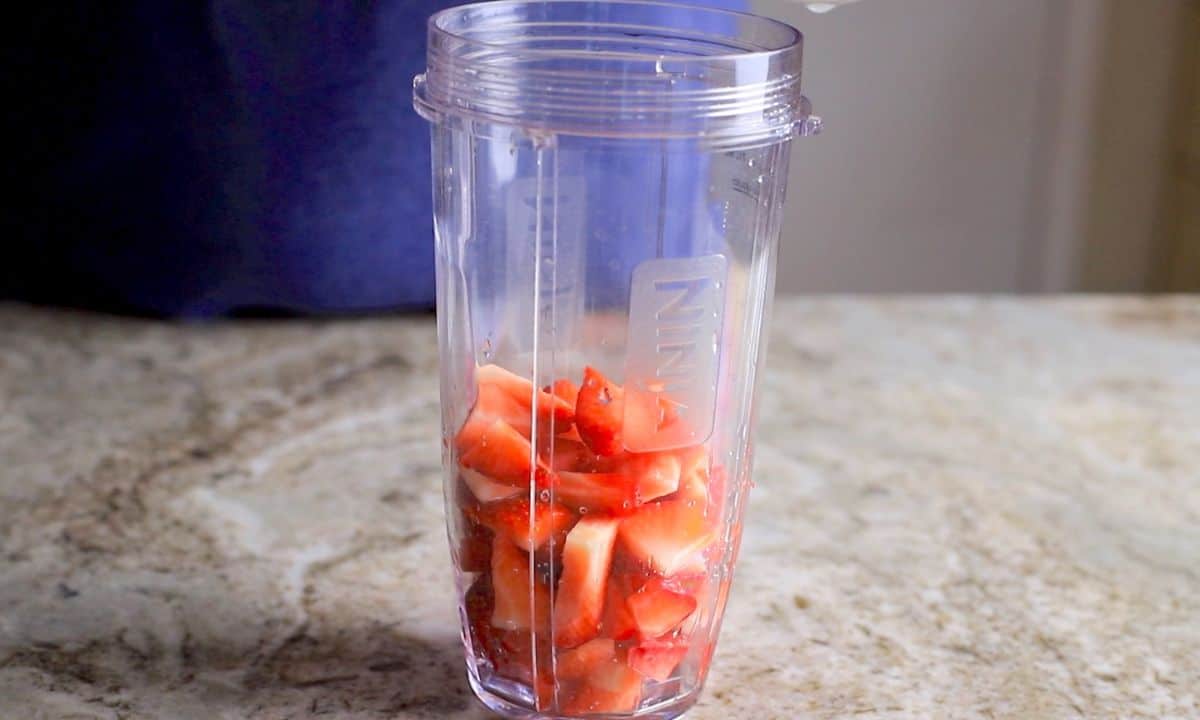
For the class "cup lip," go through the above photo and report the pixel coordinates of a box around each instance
[416,0,810,147]
[426,0,803,63]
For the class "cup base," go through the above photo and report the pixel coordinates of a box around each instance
[468,670,700,720]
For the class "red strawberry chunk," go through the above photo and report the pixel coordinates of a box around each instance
[549,378,580,408]
[478,364,575,429]
[618,500,717,576]
[459,418,551,488]
[628,638,689,682]
[575,367,625,456]
[555,637,615,680]
[553,516,620,648]
[469,497,576,553]
[542,436,601,474]
[625,576,697,638]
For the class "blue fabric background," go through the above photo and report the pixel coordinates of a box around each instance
[4,1,743,317]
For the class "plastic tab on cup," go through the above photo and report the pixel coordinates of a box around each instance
[624,254,728,452]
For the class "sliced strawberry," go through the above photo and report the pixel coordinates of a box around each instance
[595,569,636,642]
[491,537,552,632]
[618,500,717,576]
[622,385,692,451]
[455,384,532,452]
[625,576,697,638]
[461,468,522,504]
[553,516,620,648]
[675,445,710,503]
[628,638,689,682]
[626,452,681,503]
[460,418,552,488]
[469,497,576,552]
[478,364,574,429]
[555,637,615,680]
[554,470,639,515]
[563,655,643,714]
[542,436,601,474]
[575,366,625,456]
[549,378,580,408]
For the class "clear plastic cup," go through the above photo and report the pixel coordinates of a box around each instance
[414,2,817,717]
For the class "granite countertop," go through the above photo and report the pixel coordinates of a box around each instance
[1,298,1197,719]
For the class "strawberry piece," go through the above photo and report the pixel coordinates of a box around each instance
[575,367,625,456]
[625,576,697,638]
[622,385,692,451]
[460,418,552,488]
[554,469,639,515]
[555,637,615,680]
[478,364,574,429]
[601,571,640,642]
[549,378,580,408]
[455,384,532,452]
[563,655,643,714]
[676,445,710,503]
[542,436,601,473]
[557,425,584,443]
[628,638,689,682]
[618,500,717,576]
[491,537,552,632]
[462,468,522,503]
[554,516,620,648]
[469,497,576,552]
[627,452,681,503]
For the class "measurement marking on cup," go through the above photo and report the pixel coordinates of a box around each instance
[625,255,728,452]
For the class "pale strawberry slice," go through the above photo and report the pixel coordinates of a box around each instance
[478,364,575,428]
[574,366,625,456]
[469,497,576,552]
[627,638,689,682]
[625,576,697,638]
[675,445,710,503]
[459,418,552,488]
[618,500,717,576]
[553,469,639,515]
[626,452,681,503]
[455,384,532,452]
[490,536,551,632]
[553,516,620,648]
[563,654,643,714]
[461,468,522,503]
[622,385,691,451]
[555,637,615,680]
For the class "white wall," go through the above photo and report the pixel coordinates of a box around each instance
[758,0,1084,293]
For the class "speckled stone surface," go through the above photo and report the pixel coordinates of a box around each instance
[1,298,1197,720]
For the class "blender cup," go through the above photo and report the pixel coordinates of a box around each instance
[414,2,817,716]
